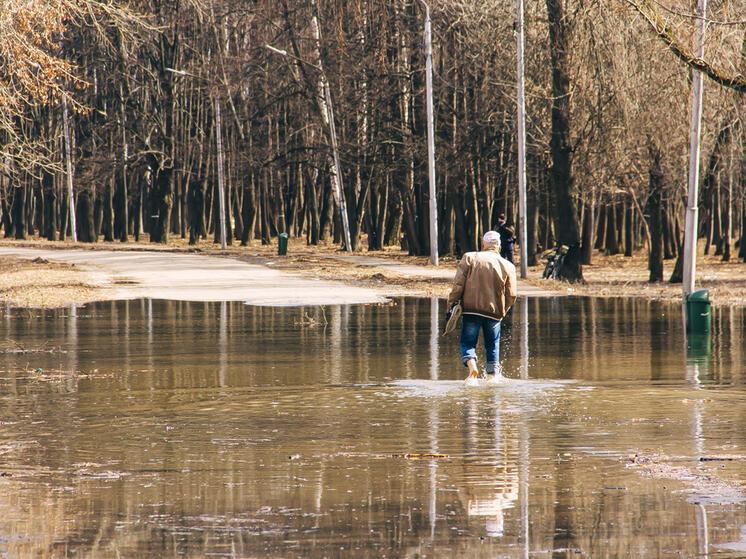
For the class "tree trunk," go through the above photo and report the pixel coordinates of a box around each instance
[319,172,333,242]
[546,0,583,281]
[12,183,26,240]
[148,23,178,244]
[102,176,115,242]
[367,170,387,251]
[722,158,733,261]
[150,166,174,243]
[594,204,606,249]
[647,145,664,283]
[712,174,723,255]
[581,202,593,264]
[624,198,633,257]
[669,208,685,283]
[400,188,423,256]
[384,188,402,247]
[42,170,57,240]
[662,205,675,260]
[188,176,205,245]
[32,179,43,236]
[59,183,68,241]
[76,188,96,242]
[526,185,539,266]
[451,182,472,255]
[739,198,746,261]
[701,121,733,255]
[260,171,271,245]
[307,168,321,246]
[240,172,257,246]
[605,201,619,255]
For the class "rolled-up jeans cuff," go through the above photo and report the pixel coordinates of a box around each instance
[485,361,497,374]
[461,352,477,367]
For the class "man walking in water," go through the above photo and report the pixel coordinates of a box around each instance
[447,231,517,384]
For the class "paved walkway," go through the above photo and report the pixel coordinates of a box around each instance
[0,247,387,306]
[0,246,557,305]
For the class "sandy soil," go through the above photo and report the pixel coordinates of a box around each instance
[0,236,743,308]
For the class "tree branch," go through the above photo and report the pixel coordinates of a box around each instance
[625,0,746,93]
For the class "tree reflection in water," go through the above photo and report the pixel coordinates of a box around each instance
[0,297,745,557]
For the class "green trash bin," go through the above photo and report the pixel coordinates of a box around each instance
[278,232,289,256]
[686,289,711,333]
[687,332,711,357]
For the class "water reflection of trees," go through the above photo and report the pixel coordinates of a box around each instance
[523,297,745,384]
[3,297,745,386]
[1,298,746,556]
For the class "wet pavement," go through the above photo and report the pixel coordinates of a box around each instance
[0,297,745,557]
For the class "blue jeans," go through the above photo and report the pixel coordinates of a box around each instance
[460,314,501,374]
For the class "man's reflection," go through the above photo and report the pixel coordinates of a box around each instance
[459,396,520,538]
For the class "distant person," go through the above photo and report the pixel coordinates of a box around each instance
[496,213,507,231]
[500,225,515,263]
[447,231,517,384]
[496,214,515,263]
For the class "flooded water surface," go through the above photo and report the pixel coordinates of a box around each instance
[1,297,746,558]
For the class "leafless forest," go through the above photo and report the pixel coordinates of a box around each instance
[2,0,745,281]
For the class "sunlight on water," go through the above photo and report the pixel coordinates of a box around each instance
[390,376,574,398]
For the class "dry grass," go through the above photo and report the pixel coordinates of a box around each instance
[0,256,106,308]
[525,249,746,307]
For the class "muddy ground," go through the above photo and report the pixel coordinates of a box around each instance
[0,237,743,308]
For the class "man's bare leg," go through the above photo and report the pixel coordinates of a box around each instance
[464,358,479,384]
[485,362,503,384]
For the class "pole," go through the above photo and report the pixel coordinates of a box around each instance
[516,0,528,278]
[213,96,227,249]
[421,0,439,266]
[62,94,77,242]
[682,0,707,298]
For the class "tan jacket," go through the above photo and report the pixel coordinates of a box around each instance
[447,246,517,321]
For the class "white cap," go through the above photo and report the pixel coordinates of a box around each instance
[483,231,501,246]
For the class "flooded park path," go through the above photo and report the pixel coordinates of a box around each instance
[1,296,746,557]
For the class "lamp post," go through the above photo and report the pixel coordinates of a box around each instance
[682,0,707,299]
[419,0,439,266]
[265,44,353,253]
[516,0,528,278]
[62,94,77,242]
[213,95,227,249]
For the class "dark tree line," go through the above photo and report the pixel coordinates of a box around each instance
[2,0,746,282]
